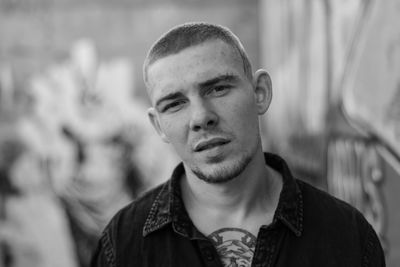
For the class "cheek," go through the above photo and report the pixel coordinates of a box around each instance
[160,117,187,144]
[231,98,260,136]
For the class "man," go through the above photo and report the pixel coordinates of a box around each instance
[91,22,385,267]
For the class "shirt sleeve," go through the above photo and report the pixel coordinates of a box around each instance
[90,231,117,267]
[363,223,386,267]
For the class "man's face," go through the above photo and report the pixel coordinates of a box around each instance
[147,40,267,183]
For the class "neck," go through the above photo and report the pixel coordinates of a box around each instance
[181,151,282,231]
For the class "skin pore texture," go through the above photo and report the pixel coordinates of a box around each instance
[146,39,283,266]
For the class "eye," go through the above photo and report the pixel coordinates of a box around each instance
[161,99,186,113]
[207,85,232,97]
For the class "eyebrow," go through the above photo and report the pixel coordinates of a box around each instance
[154,74,240,109]
[198,74,240,88]
[155,91,183,109]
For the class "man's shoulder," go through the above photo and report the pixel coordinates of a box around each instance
[296,179,372,232]
[91,181,171,266]
[102,180,169,237]
[295,179,385,266]
[297,179,351,207]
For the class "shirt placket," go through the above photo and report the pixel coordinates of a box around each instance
[196,239,223,267]
[251,226,282,267]
[173,212,222,267]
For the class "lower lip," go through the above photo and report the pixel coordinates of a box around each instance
[197,142,229,156]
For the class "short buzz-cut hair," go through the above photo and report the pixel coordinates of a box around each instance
[143,22,253,86]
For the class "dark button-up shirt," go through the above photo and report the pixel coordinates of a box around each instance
[91,153,385,267]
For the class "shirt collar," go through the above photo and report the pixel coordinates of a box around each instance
[143,153,303,237]
[265,153,303,237]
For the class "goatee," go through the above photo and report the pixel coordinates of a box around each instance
[191,154,252,184]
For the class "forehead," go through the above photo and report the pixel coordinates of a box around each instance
[146,40,245,102]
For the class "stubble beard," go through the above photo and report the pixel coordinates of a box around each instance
[191,151,254,184]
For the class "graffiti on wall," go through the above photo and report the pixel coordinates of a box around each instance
[0,40,177,267]
[259,0,399,253]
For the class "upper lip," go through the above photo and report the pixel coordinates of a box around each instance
[193,137,230,152]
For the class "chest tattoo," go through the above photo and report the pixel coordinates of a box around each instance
[208,228,257,267]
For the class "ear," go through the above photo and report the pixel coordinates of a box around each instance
[252,69,272,115]
[147,107,170,143]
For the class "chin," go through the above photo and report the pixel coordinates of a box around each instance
[191,153,253,184]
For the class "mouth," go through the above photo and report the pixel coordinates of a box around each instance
[194,138,230,152]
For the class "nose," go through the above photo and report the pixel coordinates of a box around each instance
[189,100,218,132]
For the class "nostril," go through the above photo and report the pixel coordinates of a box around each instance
[206,119,216,127]
[191,119,215,131]
[193,125,201,132]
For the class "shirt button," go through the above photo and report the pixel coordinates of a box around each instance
[202,248,214,261]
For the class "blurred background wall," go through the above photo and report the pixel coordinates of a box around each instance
[0,0,399,266]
